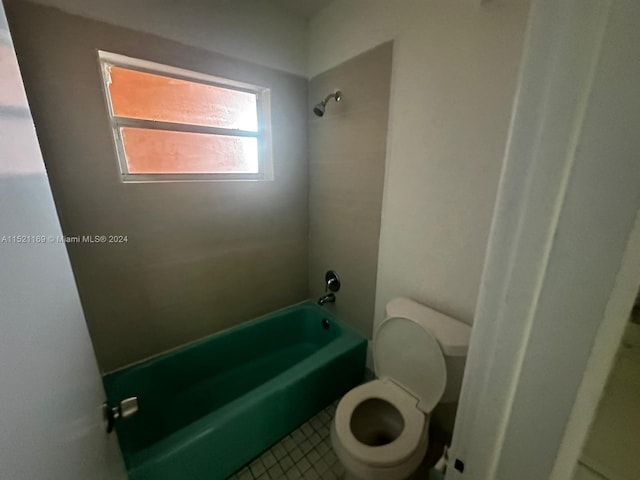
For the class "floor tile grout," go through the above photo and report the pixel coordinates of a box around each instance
[229,400,344,480]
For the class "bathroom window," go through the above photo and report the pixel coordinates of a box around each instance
[98,51,273,182]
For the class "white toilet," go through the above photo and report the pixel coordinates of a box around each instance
[331,297,472,480]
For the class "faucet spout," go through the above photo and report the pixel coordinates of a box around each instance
[318,293,336,305]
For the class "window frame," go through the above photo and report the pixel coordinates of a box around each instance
[97,50,273,183]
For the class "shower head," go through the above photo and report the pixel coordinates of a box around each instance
[313,90,342,117]
[313,103,326,117]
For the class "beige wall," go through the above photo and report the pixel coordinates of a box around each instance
[16,0,309,76]
[310,0,531,330]
[308,43,392,337]
[6,1,309,372]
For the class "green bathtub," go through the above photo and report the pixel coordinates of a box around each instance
[103,301,367,480]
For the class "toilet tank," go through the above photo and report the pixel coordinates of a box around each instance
[385,297,472,403]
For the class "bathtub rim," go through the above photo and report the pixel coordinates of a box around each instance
[103,300,349,376]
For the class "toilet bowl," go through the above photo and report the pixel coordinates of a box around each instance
[331,379,430,480]
[330,298,471,480]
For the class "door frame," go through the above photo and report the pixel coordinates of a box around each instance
[446,0,640,478]
[0,2,127,477]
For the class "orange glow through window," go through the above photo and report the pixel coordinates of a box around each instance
[100,55,266,179]
[121,128,258,174]
[108,67,258,132]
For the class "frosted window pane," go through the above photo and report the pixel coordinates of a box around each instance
[109,67,258,132]
[121,128,259,174]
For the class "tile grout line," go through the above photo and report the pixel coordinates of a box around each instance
[231,400,344,480]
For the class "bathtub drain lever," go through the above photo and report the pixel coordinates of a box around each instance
[103,396,139,433]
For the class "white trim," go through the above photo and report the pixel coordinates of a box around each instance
[550,210,640,480]
[96,50,274,182]
[447,0,640,478]
[98,50,263,94]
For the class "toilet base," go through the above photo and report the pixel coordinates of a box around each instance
[331,422,429,480]
[343,469,426,480]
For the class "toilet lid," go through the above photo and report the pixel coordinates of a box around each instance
[374,316,447,413]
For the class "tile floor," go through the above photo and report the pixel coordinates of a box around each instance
[228,400,344,480]
[578,319,640,480]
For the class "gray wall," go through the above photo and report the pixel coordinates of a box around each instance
[308,43,392,337]
[6,1,309,372]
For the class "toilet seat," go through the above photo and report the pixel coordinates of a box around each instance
[334,379,427,467]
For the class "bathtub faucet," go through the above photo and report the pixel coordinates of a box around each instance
[318,293,335,305]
